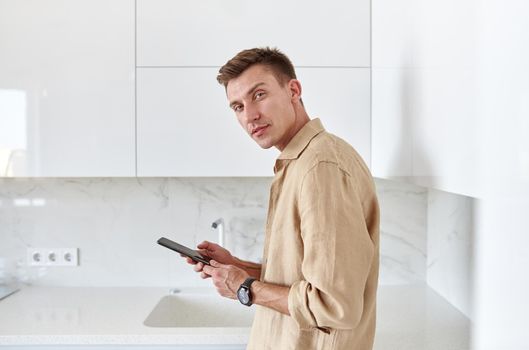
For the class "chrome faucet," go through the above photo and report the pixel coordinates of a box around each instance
[211,218,225,247]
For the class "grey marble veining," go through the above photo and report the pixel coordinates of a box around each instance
[0,177,470,297]
[0,178,272,288]
[375,178,428,285]
[426,188,474,318]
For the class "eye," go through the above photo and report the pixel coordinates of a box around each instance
[254,91,266,100]
[232,104,243,112]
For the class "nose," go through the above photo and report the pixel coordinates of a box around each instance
[242,104,260,123]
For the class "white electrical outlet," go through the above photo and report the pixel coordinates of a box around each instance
[27,248,79,267]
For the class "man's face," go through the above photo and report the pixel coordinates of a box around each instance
[226,64,298,151]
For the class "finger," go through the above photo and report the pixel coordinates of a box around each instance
[202,265,215,275]
[185,257,197,265]
[196,241,212,249]
[193,262,204,272]
[209,259,224,268]
[200,272,211,279]
[196,249,209,256]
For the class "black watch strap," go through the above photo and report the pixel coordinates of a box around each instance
[242,277,256,289]
[238,277,257,306]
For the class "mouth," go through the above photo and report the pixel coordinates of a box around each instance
[251,124,269,136]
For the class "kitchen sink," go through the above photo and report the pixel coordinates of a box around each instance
[144,290,255,328]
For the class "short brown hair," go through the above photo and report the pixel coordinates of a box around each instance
[217,47,297,88]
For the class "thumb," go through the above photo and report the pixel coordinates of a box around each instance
[197,241,211,249]
[209,259,223,268]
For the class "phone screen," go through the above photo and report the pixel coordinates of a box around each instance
[157,237,211,265]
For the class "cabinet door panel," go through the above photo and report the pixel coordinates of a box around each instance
[137,68,278,177]
[0,0,135,177]
[372,0,482,197]
[137,68,370,176]
[137,0,370,67]
[297,68,371,166]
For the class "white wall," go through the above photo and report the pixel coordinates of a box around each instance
[373,0,529,348]
[372,0,481,197]
[472,1,529,349]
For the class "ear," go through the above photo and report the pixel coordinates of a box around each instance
[288,79,302,103]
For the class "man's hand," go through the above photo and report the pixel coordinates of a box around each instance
[196,240,236,265]
[180,240,261,299]
[202,260,249,299]
[182,240,236,279]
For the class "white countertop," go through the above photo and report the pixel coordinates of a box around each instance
[0,284,470,349]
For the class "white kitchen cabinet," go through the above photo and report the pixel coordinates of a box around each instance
[137,68,370,176]
[9,346,245,350]
[136,68,277,177]
[371,0,481,197]
[297,68,371,166]
[137,0,370,67]
[0,0,135,177]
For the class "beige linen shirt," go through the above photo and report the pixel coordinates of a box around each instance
[247,118,380,350]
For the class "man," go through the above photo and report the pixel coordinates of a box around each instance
[184,47,380,349]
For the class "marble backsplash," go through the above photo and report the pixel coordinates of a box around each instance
[427,188,474,318]
[0,177,474,316]
[0,178,271,289]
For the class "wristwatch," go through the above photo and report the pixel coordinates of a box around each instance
[237,277,257,306]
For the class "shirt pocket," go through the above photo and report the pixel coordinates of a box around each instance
[316,328,337,349]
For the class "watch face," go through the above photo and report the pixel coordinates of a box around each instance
[238,288,250,304]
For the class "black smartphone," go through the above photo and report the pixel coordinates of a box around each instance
[157,237,211,265]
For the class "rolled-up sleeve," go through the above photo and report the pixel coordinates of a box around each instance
[288,161,375,331]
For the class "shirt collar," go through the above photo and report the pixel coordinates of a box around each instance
[277,118,325,160]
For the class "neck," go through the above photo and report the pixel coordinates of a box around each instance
[276,109,311,152]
